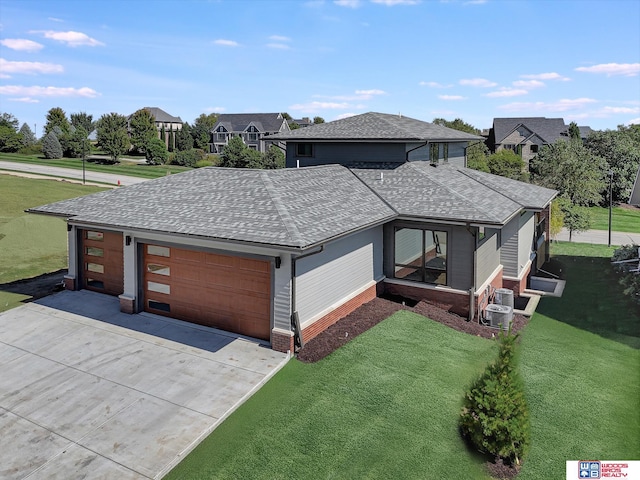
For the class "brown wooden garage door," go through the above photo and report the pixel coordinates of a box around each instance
[143,244,271,340]
[80,229,124,296]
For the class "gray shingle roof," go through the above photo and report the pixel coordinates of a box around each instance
[267,112,483,142]
[492,117,567,144]
[140,107,182,124]
[28,166,396,250]
[354,162,556,225]
[212,113,287,133]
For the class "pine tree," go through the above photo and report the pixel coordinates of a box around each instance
[42,131,63,159]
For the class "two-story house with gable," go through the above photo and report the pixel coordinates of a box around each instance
[268,111,484,169]
[209,113,290,154]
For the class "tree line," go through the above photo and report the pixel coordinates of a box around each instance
[432,117,640,238]
[0,108,287,169]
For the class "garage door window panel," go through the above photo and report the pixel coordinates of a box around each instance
[147,264,170,276]
[147,245,170,257]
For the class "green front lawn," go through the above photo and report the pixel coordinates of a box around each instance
[588,205,640,233]
[517,243,640,479]
[165,312,497,480]
[0,175,106,311]
[0,152,191,179]
[165,241,639,479]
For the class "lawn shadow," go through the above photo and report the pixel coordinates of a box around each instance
[535,254,640,349]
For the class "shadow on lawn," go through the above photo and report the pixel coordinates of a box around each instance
[535,255,640,349]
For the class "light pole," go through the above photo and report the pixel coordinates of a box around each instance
[82,138,86,185]
[608,169,613,247]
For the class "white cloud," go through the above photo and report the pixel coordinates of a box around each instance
[269,35,291,42]
[372,0,421,5]
[0,38,44,52]
[290,101,351,111]
[0,58,63,75]
[464,0,487,4]
[627,117,640,125]
[0,85,100,98]
[267,43,290,49]
[214,39,239,47]
[334,0,362,7]
[206,106,226,113]
[485,88,528,98]
[419,81,452,88]
[498,98,597,113]
[513,80,545,88]
[36,30,104,47]
[601,106,640,114]
[459,78,497,88]
[520,72,570,81]
[575,63,640,77]
[8,97,39,103]
[355,89,386,97]
[439,95,466,101]
[48,17,64,23]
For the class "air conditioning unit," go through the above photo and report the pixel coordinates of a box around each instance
[494,288,514,310]
[485,304,513,330]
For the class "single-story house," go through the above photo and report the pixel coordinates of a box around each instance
[29,162,556,354]
[266,112,484,169]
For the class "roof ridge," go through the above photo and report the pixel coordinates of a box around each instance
[346,166,399,215]
[259,171,304,246]
[456,167,525,209]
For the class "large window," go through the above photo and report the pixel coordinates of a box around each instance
[394,227,447,285]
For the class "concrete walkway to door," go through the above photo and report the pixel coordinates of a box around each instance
[0,290,289,479]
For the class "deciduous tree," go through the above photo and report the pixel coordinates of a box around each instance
[96,113,130,162]
[70,112,95,135]
[487,150,528,181]
[584,125,640,203]
[262,145,285,169]
[129,108,157,154]
[530,139,606,206]
[0,112,19,130]
[192,113,218,150]
[145,137,169,165]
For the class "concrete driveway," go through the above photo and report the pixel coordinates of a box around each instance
[0,290,289,479]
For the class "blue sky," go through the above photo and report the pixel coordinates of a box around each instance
[1,0,639,136]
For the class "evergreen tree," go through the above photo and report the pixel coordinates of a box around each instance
[168,126,175,152]
[262,145,285,169]
[44,107,70,136]
[19,123,36,146]
[175,122,193,151]
[220,136,249,168]
[145,137,169,165]
[568,121,581,140]
[42,131,63,159]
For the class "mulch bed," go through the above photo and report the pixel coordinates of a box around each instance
[297,296,529,363]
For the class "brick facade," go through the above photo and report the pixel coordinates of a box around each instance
[300,284,378,345]
[272,329,295,354]
[503,262,531,297]
[384,281,472,318]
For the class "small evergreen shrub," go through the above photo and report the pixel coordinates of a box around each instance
[460,330,530,467]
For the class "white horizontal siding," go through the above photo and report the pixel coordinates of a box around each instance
[295,228,381,325]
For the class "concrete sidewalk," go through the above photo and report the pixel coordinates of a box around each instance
[0,160,148,186]
[0,290,289,479]
[554,228,640,246]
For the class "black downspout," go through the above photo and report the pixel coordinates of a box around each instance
[406,141,428,162]
[291,245,324,350]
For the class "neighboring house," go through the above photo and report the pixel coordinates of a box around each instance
[266,112,484,169]
[29,162,556,354]
[487,117,593,166]
[292,117,313,128]
[209,113,290,154]
[128,107,183,148]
